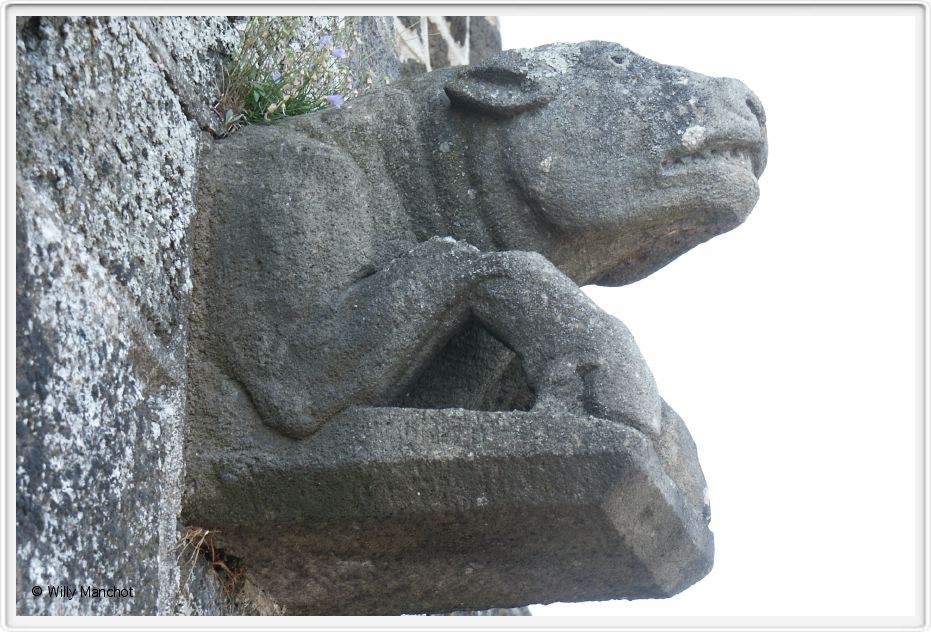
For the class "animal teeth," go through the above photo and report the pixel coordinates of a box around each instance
[660,146,755,172]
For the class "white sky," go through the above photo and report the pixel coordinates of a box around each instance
[499,8,923,622]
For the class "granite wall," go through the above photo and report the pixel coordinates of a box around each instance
[15,15,504,615]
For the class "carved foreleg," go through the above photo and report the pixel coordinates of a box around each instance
[467,248,662,436]
[254,237,660,439]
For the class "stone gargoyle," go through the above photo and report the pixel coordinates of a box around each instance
[185,41,767,614]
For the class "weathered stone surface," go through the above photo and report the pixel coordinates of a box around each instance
[445,16,468,46]
[15,14,407,616]
[129,17,242,135]
[468,16,501,64]
[195,40,766,440]
[188,40,766,613]
[15,16,201,615]
[184,395,712,614]
[354,16,404,84]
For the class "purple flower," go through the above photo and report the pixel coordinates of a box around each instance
[317,34,333,47]
[331,47,346,59]
[270,70,282,82]
[325,94,344,108]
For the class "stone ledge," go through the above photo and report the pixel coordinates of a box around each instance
[183,407,712,614]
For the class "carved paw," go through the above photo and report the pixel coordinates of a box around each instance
[577,359,662,436]
[531,323,662,437]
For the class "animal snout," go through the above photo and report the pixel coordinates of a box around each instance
[744,90,766,128]
[717,77,766,130]
[716,77,768,176]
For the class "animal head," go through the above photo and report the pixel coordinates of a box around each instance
[445,41,768,285]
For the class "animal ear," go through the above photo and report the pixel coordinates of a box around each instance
[444,51,556,117]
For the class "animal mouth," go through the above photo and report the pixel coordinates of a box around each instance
[660,143,764,178]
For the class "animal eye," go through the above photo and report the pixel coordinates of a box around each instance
[609,53,626,66]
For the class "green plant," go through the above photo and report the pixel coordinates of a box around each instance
[216,16,384,135]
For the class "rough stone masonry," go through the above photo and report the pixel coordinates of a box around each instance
[186,41,767,613]
[15,15,500,615]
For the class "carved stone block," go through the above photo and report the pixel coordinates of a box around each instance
[186,40,766,613]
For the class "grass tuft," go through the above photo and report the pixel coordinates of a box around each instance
[215,16,388,135]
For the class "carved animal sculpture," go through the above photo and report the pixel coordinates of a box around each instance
[198,41,767,441]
